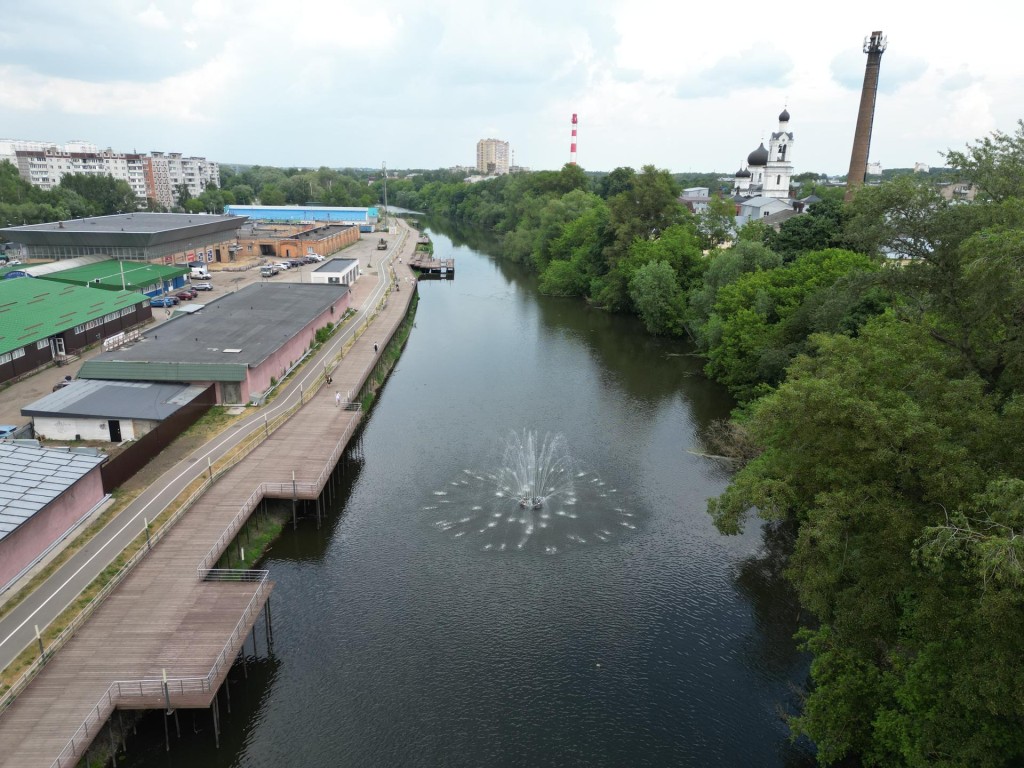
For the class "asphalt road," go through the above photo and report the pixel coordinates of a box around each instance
[0,225,408,672]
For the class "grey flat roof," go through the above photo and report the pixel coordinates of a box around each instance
[314,258,358,274]
[0,443,105,543]
[22,380,206,421]
[82,282,349,370]
[0,213,246,249]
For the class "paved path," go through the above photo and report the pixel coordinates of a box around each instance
[0,222,419,767]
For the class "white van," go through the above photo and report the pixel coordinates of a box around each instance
[191,267,211,280]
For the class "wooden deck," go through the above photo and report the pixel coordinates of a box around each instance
[0,245,419,768]
[408,252,454,278]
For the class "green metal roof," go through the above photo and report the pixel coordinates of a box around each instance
[38,260,188,291]
[77,360,246,382]
[0,278,148,356]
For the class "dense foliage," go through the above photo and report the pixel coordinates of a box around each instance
[0,161,137,227]
[393,127,1024,766]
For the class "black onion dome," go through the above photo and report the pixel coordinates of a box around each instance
[747,143,769,166]
[779,108,790,122]
[735,168,751,178]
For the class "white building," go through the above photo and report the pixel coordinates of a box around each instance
[476,139,510,175]
[0,139,218,208]
[733,108,795,200]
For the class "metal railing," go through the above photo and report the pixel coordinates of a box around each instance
[9,227,415,766]
[49,571,269,768]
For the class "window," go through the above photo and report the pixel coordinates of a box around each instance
[37,339,49,350]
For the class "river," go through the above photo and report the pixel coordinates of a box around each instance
[120,220,813,767]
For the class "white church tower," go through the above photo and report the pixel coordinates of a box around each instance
[762,108,794,199]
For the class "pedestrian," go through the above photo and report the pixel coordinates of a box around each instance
[335,391,341,407]
[374,343,379,353]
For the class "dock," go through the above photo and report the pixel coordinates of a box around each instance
[407,252,454,278]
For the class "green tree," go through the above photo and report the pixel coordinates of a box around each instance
[709,315,1024,765]
[629,260,687,335]
[695,195,736,250]
[943,119,1024,202]
[704,248,879,400]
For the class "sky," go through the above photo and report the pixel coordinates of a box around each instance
[0,0,1019,175]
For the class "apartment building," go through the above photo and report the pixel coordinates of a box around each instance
[0,139,218,208]
[476,138,511,175]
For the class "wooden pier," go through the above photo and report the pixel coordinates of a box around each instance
[407,252,454,278]
[0,249,418,767]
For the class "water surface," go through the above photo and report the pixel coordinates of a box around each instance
[122,222,812,767]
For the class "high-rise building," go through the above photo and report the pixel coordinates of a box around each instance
[0,139,219,208]
[476,139,510,175]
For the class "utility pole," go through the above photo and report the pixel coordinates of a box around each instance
[381,161,389,234]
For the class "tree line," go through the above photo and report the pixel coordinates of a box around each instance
[389,126,1024,767]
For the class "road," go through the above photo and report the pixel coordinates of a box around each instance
[0,223,411,672]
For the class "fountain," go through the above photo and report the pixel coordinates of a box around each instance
[430,430,636,554]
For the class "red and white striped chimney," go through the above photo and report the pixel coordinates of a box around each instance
[569,113,578,165]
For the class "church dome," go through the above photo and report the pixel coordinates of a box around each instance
[747,143,769,166]
[735,168,751,178]
[779,108,790,122]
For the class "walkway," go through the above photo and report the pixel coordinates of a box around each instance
[0,226,419,768]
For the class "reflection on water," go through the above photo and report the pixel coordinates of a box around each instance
[120,223,813,768]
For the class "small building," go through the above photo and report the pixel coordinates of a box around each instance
[736,196,794,227]
[0,278,152,385]
[78,283,351,404]
[311,258,359,286]
[0,442,106,590]
[22,379,209,443]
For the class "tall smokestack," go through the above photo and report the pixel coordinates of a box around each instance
[845,31,886,202]
[569,113,578,166]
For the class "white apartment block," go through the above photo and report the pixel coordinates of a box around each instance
[476,138,510,175]
[0,139,218,208]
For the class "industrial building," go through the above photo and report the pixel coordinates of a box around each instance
[224,205,379,231]
[0,278,152,385]
[239,223,359,261]
[78,283,351,404]
[0,212,246,265]
[0,442,106,591]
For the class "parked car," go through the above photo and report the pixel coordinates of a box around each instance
[181,287,198,298]
[5,258,22,266]
[150,296,172,307]
[275,262,291,270]
[310,254,325,262]
[193,282,213,291]
[288,259,304,268]
[0,425,18,439]
[175,291,194,301]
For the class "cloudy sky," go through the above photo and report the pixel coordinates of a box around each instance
[0,0,1018,174]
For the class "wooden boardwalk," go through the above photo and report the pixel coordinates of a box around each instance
[0,240,418,768]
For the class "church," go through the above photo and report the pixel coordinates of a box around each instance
[733,108,794,199]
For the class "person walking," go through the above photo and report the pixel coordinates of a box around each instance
[336,391,341,407]
[374,343,379,353]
